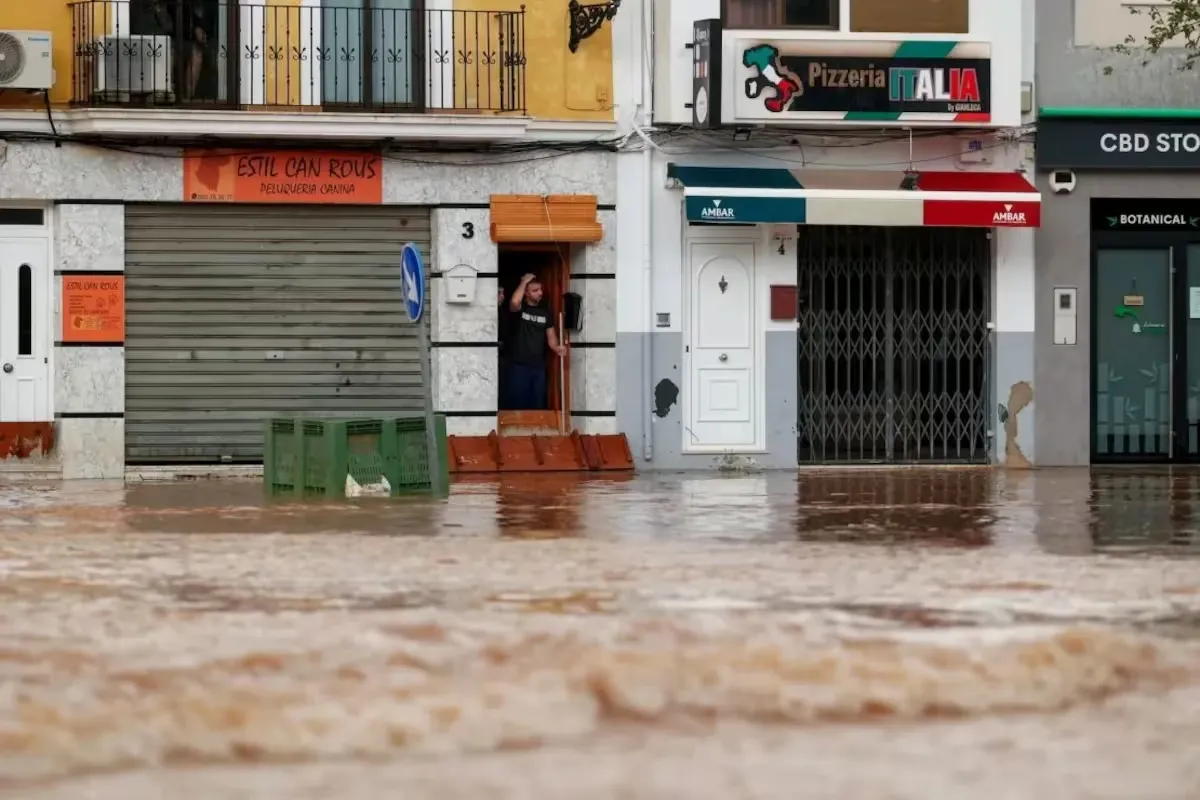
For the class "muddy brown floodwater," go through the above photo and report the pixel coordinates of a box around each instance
[1,469,1200,799]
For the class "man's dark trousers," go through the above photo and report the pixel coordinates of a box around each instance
[505,361,547,410]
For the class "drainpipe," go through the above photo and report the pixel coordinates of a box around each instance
[640,0,655,462]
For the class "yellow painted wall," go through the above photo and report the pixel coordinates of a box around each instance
[0,2,75,106]
[262,0,306,106]
[454,0,613,120]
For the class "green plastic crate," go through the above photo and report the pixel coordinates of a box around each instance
[264,415,448,498]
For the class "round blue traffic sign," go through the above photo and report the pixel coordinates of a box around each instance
[401,242,424,323]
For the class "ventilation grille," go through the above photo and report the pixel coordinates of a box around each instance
[0,32,26,85]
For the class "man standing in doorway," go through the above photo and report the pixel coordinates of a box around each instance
[506,273,567,410]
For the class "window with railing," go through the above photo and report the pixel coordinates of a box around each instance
[69,0,527,112]
[721,0,968,33]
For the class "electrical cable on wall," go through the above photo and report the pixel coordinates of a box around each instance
[0,129,625,167]
[0,115,1035,170]
[641,123,1035,169]
[41,90,59,145]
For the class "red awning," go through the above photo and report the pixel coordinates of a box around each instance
[915,171,1040,227]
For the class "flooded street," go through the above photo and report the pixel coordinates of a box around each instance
[2,469,1199,799]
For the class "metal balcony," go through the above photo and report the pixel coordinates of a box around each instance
[69,0,527,113]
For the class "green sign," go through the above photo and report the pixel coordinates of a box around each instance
[685,194,807,224]
[1105,214,1199,229]
[1114,304,1166,334]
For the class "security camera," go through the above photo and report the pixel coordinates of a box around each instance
[1048,169,1076,194]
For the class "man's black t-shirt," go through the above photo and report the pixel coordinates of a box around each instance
[508,302,552,365]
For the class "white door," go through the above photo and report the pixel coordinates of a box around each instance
[0,239,50,422]
[687,242,757,448]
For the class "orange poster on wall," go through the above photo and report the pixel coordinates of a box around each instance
[61,276,125,344]
[183,150,384,204]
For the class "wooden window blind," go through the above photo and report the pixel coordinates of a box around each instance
[722,0,837,28]
[850,0,968,34]
[489,195,603,243]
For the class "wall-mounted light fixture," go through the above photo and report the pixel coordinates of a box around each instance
[568,0,621,53]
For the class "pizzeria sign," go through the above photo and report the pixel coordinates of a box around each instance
[732,39,991,124]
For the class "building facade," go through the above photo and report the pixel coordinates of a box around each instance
[1035,0,1200,465]
[0,0,626,477]
[614,0,1038,470]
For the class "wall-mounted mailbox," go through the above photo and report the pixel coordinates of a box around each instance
[1054,287,1077,345]
[444,263,477,304]
[770,284,798,321]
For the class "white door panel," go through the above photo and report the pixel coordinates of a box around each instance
[697,368,749,420]
[687,242,756,448]
[0,239,50,422]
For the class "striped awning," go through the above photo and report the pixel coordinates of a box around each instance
[667,164,1040,227]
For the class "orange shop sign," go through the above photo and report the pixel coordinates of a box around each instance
[183,149,383,204]
[61,276,124,344]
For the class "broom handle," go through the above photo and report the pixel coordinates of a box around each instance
[559,313,567,433]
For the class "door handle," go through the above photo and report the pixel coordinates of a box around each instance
[718,353,728,362]
[1,363,11,374]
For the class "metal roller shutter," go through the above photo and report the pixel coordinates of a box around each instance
[124,204,432,464]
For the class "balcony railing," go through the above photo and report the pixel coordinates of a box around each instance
[69,0,527,113]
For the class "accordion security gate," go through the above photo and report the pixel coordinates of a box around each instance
[796,226,991,464]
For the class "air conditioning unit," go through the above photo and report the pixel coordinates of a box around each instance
[91,35,173,102]
[0,30,54,90]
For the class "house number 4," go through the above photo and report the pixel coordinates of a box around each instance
[462,222,475,239]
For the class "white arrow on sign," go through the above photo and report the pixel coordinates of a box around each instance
[405,262,419,305]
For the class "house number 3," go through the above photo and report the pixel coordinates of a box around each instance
[462,222,475,239]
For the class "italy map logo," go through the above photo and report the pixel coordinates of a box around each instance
[743,44,802,112]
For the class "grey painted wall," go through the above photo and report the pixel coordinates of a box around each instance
[991,226,1036,466]
[1033,172,1200,465]
[616,332,799,470]
[1037,0,1200,108]
[1034,0,1200,465]
[996,332,1036,466]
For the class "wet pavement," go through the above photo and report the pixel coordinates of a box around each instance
[1,469,1199,799]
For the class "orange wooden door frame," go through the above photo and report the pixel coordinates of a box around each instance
[498,243,571,430]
